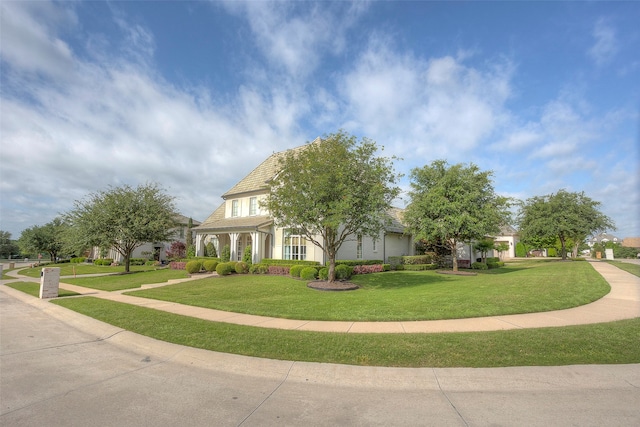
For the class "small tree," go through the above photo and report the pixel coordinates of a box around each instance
[262,130,401,282]
[494,242,510,260]
[165,241,186,261]
[205,241,217,258]
[242,245,253,265]
[515,242,528,257]
[0,230,20,259]
[474,238,495,263]
[404,160,511,272]
[66,183,178,272]
[221,244,231,262]
[186,217,194,255]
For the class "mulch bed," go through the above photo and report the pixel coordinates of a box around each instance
[436,270,477,276]
[307,281,359,291]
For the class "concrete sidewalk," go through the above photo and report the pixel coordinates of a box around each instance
[6,259,636,334]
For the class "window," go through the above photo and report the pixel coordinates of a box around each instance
[249,197,257,216]
[231,200,239,217]
[284,229,307,260]
[357,234,363,259]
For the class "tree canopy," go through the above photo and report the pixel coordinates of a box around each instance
[517,189,614,259]
[404,160,511,271]
[65,183,178,272]
[262,130,401,282]
[0,230,20,259]
[18,218,68,261]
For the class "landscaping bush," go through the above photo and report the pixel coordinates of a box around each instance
[169,261,187,270]
[487,261,505,269]
[334,259,384,267]
[471,262,488,270]
[486,257,500,263]
[335,264,353,280]
[515,242,527,257]
[249,263,269,274]
[290,265,304,278]
[185,260,203,274]
[352,264,384,274]
[242,246,253,264]
[235,261,249,274]
[402,264,437,271]
[216,262,234,276]
[93,259,113,266]
[129,258,146,266]
[318,267,329,280]
[300,267,318,280]
[221,245,231,262]
[71,257,86,263]
[388,256,403,270]
[268,265,291,275]
[402,254,434,265]
[145,260,160,266]
[261,258,320,266]
[203,260,219,272]
[382,264,391,271]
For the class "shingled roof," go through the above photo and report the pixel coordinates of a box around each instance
[222,138,320,198]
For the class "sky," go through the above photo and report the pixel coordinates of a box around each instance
[1,1,639,241]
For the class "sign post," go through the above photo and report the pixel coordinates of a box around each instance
[39,267,60,299]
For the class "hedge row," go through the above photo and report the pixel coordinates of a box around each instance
[333,259,383,267]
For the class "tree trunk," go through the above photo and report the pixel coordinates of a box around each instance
[327,249,336,283]
[124,253,131,273]
[450,239,458,272]
[559,236,567,260]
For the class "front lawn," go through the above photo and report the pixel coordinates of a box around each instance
[605,261,640,277]
[17,263,163,278]
[126,260,610,321]
[52,297,640,367]
[6,282,80,297]
[63,269,189,291]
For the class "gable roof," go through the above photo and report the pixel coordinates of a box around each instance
[222,138,320,198]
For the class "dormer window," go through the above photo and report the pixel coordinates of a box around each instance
[231,200,239,217]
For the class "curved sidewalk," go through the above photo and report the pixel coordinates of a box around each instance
[42,260,638,334]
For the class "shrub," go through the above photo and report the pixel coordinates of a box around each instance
[402,255,434,265]
[130,258,146,266]
[402,264,437,271]
[185,260,203,274]
[515,242,527,257]
[216,262,234,276]
[205,242,217,258]
[290,265,304,278]
[388,256,403,270]
[318,267,329,280]
[268,265,291,275]
[203,260,219,272]
[487,261,505,269]
[169,261,186,270]
[221,245,231,262]
[547,247,558,257]
[334,259,384,267]
[261,258,320,266]
[335,264,353,280]
[93,259,113,266]
[300,267,318,280]
[165,241,186,261]
[471,262,488,270]
[382,264,391,271]
[71,257,86,263]
[242,245,253,264]
[249,263,269,274]
[352,264,384,274]
[235,261,249,274]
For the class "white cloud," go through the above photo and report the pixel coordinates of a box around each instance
[588,18,619,66]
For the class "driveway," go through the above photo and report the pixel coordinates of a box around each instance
[2,285,639,426]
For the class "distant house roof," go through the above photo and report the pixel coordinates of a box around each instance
[386,207,407,234]
[175,214,201,226]
[622,237,640,248]
[222,139,320,198]
[498,224,518,236]
[588,232,620,243]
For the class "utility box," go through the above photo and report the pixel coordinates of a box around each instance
[39,267,60,299]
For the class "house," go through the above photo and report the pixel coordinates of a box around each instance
[193,140,413,264]
[454,225,520,267]
[93,214,200,262]
[587,232,621,247]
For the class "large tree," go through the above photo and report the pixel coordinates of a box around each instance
[404,160,511,271]
[66,183,178,272]
[262,130,401,282]
[18,218,68,262]
[0,230,20,259]
[518,189,614,260]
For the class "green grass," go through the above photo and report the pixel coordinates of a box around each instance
[17,263,163,278]
[51,297,640,367]
[6,282,80,297]
[126,260,610,321]
[605,261,640,277]
[62,269,189,291]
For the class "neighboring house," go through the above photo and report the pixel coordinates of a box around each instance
[193,141,414,264]
[92,214,200,262]
[622,237,640,248]
[455,225,520,267]
[587,232,621,247]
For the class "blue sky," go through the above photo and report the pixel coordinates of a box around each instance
[1,1,638,240]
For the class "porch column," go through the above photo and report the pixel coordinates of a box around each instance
[229,232,239,261]
[251,231,262,264]
[195,233,205,257]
